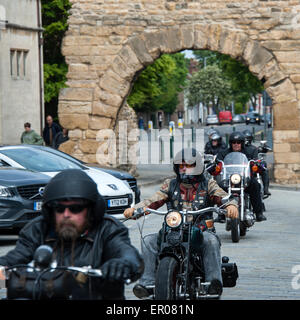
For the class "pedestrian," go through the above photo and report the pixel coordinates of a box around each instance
[42,115,61,147]
[158,113,163,129]
[0,169,144,300]
[20,122,43,145]
[52,127,69,149]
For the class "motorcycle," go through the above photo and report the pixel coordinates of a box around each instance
[0,245,131,300]
[214,152,257,243]
[132,206,238,300]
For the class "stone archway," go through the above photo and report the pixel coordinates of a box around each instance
[58,9,300,184]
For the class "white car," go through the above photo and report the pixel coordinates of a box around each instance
[0,145,134,219]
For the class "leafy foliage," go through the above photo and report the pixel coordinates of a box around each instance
[187,64,232,114]
[191,50,264,113]
[42,0,71,106]
[127,53,189,114]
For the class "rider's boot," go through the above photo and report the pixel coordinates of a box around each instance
[255,211,267,222]
[207,279,223,295]
[133,283,154,299]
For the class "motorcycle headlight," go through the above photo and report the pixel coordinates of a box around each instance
[230,174,241,185]
[165,211,182,228]
[0,186,12,197]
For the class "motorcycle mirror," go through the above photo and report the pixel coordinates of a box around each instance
[33,245,53,269]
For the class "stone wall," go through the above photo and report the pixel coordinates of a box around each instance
[58,0,300,184]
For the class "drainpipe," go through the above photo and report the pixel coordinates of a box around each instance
[36,0,44,136]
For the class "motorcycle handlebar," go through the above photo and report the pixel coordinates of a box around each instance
[4,265,131,285]
[133,206,227,219]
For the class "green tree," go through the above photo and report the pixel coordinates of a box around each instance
[192,50,264,112]
[187,64,232,114]
[127,53,189,114]
[42,0,71,116]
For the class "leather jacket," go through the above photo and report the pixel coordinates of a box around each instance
[0,214,144,299]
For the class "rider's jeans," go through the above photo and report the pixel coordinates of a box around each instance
[246,178,263,213]
[138,231,222,287]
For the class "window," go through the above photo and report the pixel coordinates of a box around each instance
[10,49,29,79]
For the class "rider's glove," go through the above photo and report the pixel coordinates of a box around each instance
[101,258,135,282]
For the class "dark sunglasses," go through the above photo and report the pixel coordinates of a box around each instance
[53,203,88,214]
[231,140,242,144]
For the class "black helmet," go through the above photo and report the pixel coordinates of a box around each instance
[42,169,106,228]
[173,148,205,183]
[243,130,253,145]
[229,131,245,149]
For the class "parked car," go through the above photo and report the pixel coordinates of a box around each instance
[218,111,232,125]
[205,114,219,126]
[0,166,51,231]
[0,145,134,219]
[28,145,141,203]
[232,114,245,124]
[245,112,261,125]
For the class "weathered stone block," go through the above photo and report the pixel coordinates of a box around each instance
[58,140,76,155]
[59,101,92,114]
[59,114,89,130]
[268,79,297,104]
[180,26,194,49]
[60,88,93,102]
[79,139,101,154]
[92,101,119,118]
[89,116,112,130]
[128,35,154,66]
[273,129,300,144]
[99,69,131,98]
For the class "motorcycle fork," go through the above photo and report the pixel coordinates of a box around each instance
[240,181,244,221]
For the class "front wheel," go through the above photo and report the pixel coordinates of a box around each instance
[155,256,179,300]
[231,218,240,243]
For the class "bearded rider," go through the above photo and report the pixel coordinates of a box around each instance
[0,169,144,300]
[124,148,238,299]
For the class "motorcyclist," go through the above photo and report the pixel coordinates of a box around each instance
[216,132,267,222]
[243,129,271,197]
[124,148,239,299]
[205,132,227,156]
[0,169,144,300]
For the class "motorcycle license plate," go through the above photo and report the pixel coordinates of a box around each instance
[108,198,128,207]
[33,201,42,211]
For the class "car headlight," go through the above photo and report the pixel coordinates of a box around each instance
[256,118,259,121]
[0,186,13,197]
[230,174,241,185]
[165,211,182,228]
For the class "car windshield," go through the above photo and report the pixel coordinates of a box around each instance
[0,148,86,172]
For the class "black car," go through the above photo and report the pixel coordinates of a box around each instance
[27,145,141,203]
[0,167,51,231]
[245,112,261,125]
